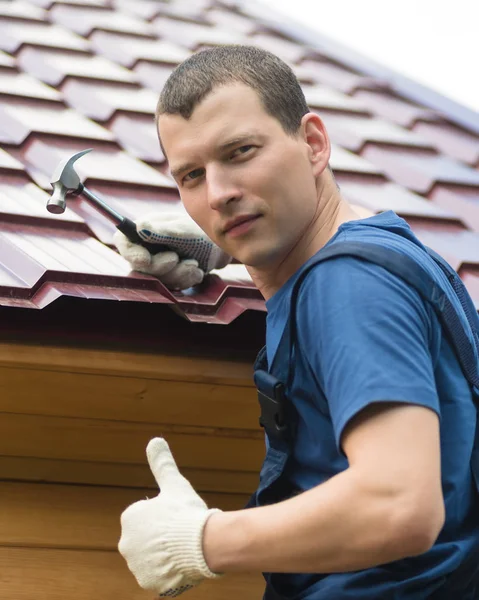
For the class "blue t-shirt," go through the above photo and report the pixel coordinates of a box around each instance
[264,211,479,598]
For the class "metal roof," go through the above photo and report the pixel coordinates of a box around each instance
[0,0,478,323]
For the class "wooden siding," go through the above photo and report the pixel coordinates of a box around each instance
[0,341,265,599]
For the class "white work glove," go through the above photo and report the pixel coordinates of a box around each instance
[119,438,222,597]
[113,212,231,290]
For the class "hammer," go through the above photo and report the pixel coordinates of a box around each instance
[47,148,168,254]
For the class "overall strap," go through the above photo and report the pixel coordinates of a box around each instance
[272,241,479,395]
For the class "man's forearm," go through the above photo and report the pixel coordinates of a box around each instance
[203,467,436,574]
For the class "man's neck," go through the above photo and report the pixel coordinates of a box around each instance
[247,192,361,301]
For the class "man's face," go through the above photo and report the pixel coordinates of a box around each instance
[158,83,322,268]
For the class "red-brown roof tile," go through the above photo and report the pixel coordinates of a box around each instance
[322,112,435,153]
[0,0,46,21]
[48,4,155,37]
[0,70,62,101]
[249,32,310,64]
[0,19,89,53]
[109,114,164,164]
[362,146,479,194]
[412,119,479,166]
[330,144,385,176]
[18,47,136,86]
[0,149,27,173]
[22,140,175,191]
[303,84,370,115]
[30,0,108,7]
[133,61,175,93]
[111,0,164,21]
[152,16,245,48]
[429,185,479,232]
[352,88,439,128]
[152,0,215,23]
[0,175,84,225]
[61,79,157,121]
[0,99,113,145]
[0,49,15,68]
[337,177,463,224]
[298,59,383,93]
[90,31,190,68]
[207,8,258,35]
[0,2,477,323]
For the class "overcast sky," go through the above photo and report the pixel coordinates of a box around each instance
[256,0,478,113]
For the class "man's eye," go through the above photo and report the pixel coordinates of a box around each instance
[231,145,254,158]
[183,168,204,183]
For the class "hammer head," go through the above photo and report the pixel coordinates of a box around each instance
[47,148,92,214]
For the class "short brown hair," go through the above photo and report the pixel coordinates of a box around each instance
[156,44,309,136]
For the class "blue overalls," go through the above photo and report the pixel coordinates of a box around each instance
[250,241,479,599]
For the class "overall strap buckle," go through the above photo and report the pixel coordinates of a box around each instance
[254,369,290,443]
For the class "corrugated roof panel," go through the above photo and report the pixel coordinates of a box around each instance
[30,0,108,6]
[298,59,381,93]
[87,183,180,215]
[0,224,127,275]
[0,50,15,68]
[249,33,310,64]
[133,61,175,93]
[330,144,384,176]
[302,84,370,115]
[182,295,266,324]
[49,4,155,37]
[0,100,113,145]
[0,228,47,287]
[412,120,479,166]
[0,149,26,172]
[429,185,479,233]
[90,31,191,68]
[321,112,434,153]
[152,16,245,48]
[0,177,84,224]
[362,146,479,194]
[207,8,258,35]
[0,0,476,322]
[176,264,256,308]
[0,70,62,101]
[61,79,157,121]
[22,140,176,191]
[0,0,46,21]
[111,0,164,21]
[18,47,136,87]
[0,19,89,53]
[153,0,214,23]
[352,88,439,127]
[338,178,463,223]
[109,114,164,163]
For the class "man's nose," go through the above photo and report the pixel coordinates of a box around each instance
[206,167,241,210]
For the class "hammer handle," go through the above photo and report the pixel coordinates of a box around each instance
[118,217,170,255]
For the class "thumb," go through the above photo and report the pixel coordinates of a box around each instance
[146,437,184,492]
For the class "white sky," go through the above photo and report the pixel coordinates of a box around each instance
[255,0,479,113]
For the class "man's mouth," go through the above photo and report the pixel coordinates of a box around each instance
[224,215,261,237]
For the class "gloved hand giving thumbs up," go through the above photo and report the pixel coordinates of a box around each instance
[118,438,222,597]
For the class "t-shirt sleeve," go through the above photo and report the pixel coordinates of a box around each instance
[297,255,441,453]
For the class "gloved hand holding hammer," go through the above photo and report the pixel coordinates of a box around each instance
[47,148,232,291]
[113,212,232,290]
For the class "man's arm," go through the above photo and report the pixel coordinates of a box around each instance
[203,401,445,574]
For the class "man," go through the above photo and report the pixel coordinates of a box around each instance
[116,46,479,598]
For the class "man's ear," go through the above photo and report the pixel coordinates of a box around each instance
[301,112,331,177]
